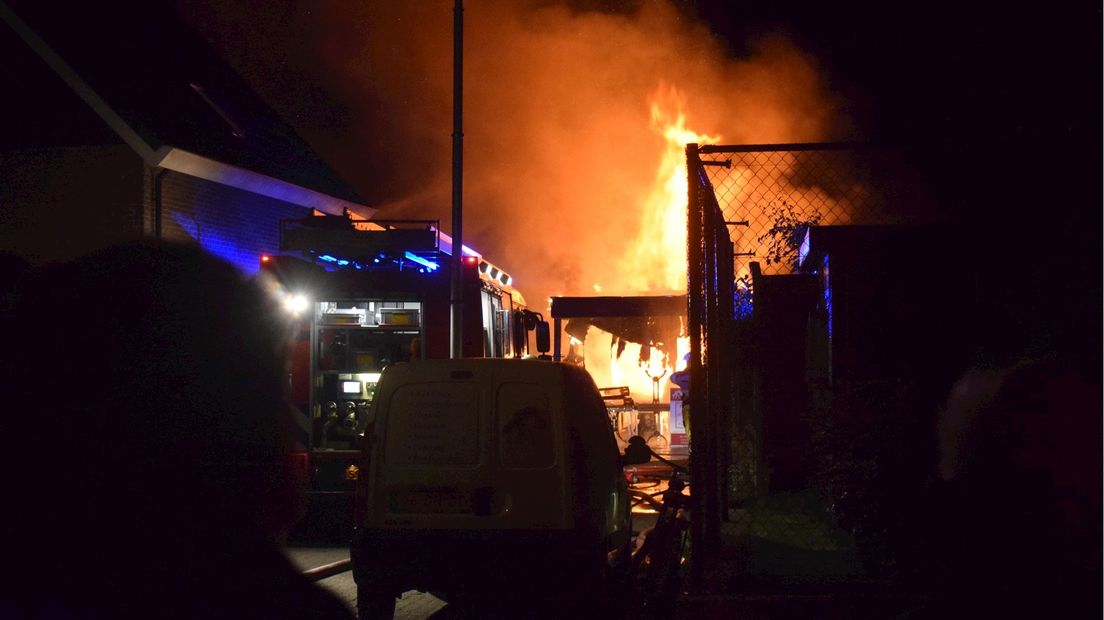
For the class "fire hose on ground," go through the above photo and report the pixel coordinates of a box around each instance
[303,558,352,582]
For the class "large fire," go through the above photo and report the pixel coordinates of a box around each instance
[183,1,839,422]
[619,85,721,293]
[581,85,716,405]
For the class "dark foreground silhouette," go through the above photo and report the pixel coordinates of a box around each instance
[918,358,1102,618]
[0,241,354,619]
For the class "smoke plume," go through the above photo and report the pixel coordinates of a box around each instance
[178,0,841,311]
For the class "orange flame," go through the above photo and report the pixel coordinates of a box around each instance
[580,86,709,404]
[618,85,720,295]
[584,331,688,406]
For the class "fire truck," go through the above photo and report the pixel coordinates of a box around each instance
[260,211,548,538]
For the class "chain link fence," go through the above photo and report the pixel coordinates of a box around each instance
[685,144,734,584]
[686,143,940,589]
[699,143,936,278]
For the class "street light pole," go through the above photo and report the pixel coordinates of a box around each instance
[449,0,464,359]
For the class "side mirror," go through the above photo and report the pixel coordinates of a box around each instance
[535,321,550,355]
[622,435,652,465]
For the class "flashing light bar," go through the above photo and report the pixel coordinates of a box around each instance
[293,227,515,283]
[436,229,481,258]
[404,251,439,271]
[318,254,350,267]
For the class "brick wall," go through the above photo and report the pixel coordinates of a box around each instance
[150,169,310,274]
[2,144,316,273]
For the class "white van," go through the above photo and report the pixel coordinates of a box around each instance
[350,358,632,618]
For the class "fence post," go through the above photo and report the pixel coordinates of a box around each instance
[685,143,710,587]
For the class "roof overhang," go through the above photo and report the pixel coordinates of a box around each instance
[550,295,688,319]
[549,295,687,360]
[151,146,375,218]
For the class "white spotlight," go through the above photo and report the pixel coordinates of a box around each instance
[284,293,310,315]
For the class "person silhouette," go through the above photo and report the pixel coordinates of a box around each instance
[636,411,668,452]
[917,358,1102,618]
[0,241,354,619]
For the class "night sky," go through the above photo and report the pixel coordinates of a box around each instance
[693,1,1102,208]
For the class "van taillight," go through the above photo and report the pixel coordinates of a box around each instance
[291,451,309,475]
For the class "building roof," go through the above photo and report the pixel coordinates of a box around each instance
[0,0,373,217]
[549,295,686,355]
[550,295,688,319]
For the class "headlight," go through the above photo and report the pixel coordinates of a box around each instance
[284,293,309,315]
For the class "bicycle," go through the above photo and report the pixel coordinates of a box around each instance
[623,436,691,619]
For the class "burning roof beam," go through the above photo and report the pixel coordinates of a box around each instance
[549,295,687,363]
[550,295,687,319]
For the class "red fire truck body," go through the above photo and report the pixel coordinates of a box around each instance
[260,212,540,538]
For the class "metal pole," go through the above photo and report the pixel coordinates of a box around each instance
[553,317,562,362]
[685,143,706,588]
[703,174,721,553]
[449,0,464,359]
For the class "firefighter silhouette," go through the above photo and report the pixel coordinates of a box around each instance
[636,411,668,451]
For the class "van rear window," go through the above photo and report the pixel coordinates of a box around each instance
[498,383,554,469]
[384,383,480,466]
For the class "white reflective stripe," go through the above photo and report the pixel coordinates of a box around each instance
[290,404,311,451]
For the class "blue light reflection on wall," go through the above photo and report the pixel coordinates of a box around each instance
[170,212,263,274]
[164,182,307,275]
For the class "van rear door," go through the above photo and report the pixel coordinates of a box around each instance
[365,361,571,531]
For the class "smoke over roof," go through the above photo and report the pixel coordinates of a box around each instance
[179,0,844,309]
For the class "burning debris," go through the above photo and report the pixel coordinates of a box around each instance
[552,294,687,404]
